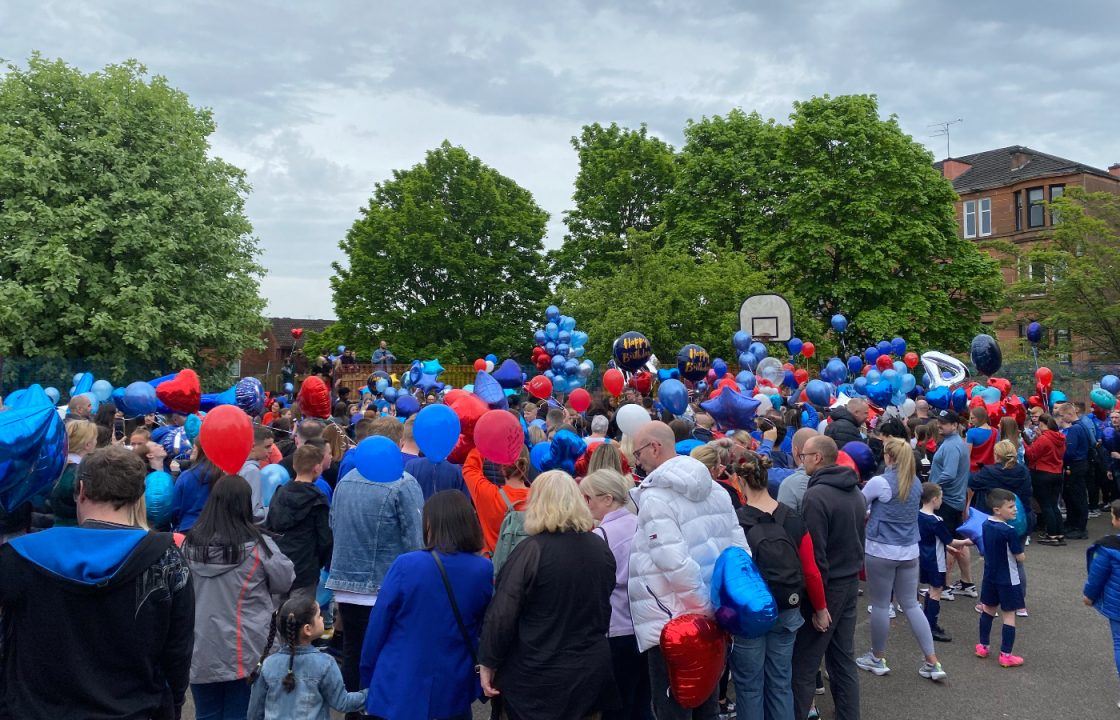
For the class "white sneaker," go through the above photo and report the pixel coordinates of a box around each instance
[941,588,956,602]
[867,603,898,618]
[855,651,890,676]
[919,661,948,681]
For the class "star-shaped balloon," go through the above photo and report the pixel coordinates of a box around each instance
[421,359,445,376]
[700,386,761,431]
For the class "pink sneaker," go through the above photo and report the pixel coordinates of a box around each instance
[975,644,989,658]
[999,652,1024,667]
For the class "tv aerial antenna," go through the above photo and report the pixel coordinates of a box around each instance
[929,118,963,159]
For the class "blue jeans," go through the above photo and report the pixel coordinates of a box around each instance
[1111,619,1120,678]
[731,607,804,720]
[191,679,251,720]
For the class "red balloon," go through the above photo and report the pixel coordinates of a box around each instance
[718,376,739,391]
[782,363,794,372]
[604,368,625,398]
[569,387,591,413]
[988,377,1011,400]
[801,342,816,359]
[290,327,303,340]
[526,375,553,400]
[198,405,253,475]
[445,390,488,439]
[630,371,653,396]
[534,355,551,371]
[298,376,331,419]
[659,614,728,709]
[155,369,201,414]
[903,351,919,369]
[473,358,487,372]
[474,409,524,465]
[794,368,809,385]
[875,355,893,371]
[1036,366,1053,386]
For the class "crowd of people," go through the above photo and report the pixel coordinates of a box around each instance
[3,365,1120,720]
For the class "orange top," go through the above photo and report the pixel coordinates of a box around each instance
[462,448,530,554]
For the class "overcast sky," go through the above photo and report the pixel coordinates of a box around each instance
[3,0,1117,320]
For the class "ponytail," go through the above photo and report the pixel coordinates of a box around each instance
[884,437,916,502]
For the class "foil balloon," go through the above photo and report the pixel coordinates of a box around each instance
[492,358,525,390]
[199,385,237,412]
[711,546,778,638]
[0,398,67,511]
[969,334,1003,376]
[235,377,265,416]
[614,331,653,372]
[659,614,728,709]
[159,426,193,461]
[925,386,951,410]
[920,351,968,389]
[145,471,175,527]
[473,371,508,409]
[298,376,332,419]
[676,344,711,383]
[701,387,761,431]
[1102,375,1120,396]
[155,369,202,414]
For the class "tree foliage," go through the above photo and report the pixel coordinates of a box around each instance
[1004,188,1120,358]
[551,123,676,285]
[331,141,549,362]
[0,55,266,376]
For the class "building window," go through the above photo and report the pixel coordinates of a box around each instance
[963,200,977,238]
[1050,184,1064,225]
[228,359,241,377]
[1014,191,1023,231]
[1027,186,1045,228]
[979,197,992,236]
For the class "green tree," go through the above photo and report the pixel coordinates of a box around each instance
[551,123,676,284]
[0,55,266,377]
[555,231,823,364]
[331,141,549,362]
[1004,188,1120,358]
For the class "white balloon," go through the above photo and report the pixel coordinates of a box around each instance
[756,357,784,386]
[485,360,495,373]
[617,403,653,437]
[901,398,916,417]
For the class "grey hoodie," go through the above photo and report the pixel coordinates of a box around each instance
[186,536,294,684]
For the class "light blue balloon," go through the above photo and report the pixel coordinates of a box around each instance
[570,346,585,358]
[559,315,577,332]
[545,305,560,322]
[571,331,589,347]
[91,379,113,403]
[982,386,1002,404]
[882,369,900,390]
[545,322,559,340]
[893,360,907,375]
[737,371,756,392]
[261,464,291,506]
[901,373,917,394]
[866,369,882,384]
[376,378,389,393]
[44,387,60,404]
[78,391,100,415]
[145,471,175,527]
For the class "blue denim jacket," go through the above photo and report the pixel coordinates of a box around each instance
[248,646,365,720]
[325,470,424,594]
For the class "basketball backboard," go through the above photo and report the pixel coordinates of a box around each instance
[739,294,793,342]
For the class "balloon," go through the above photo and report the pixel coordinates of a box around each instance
[545,322,559,341]
[738,352,758,372]
[853,377,868,396]
[1035,367,1053,386]
[613,331,652,372]
[298,376,331,419]
[786,338,803,356]
[200,385,237,412]
[198,406,253,475]
[77,392,100,415]
[290,327,303,340]
[144,471,175,527]
[1092,388,1117,410]
[882,369,899,390]
[711,358,728,379]
[675,344,711,382]
[616,404,652,436]
[921,351,969,389]
[533,329,547,346]
[805,380,831,407]
[733,331,753,353]
[925,386,950,410]
[903,351,919,370]
[558,330,571,345]
[529,441,552,472]
[867,381,894,407]
[603,368,625,398]
[801,342,816,359]
[891,337,907,356]
[842,441,876,481]
[354,436,405,482]
[571,330,589,347]
[43,386,60,404]
[395,395,420,418]
[1051,389,1067,405]
[825,358,847,383]
[958,509,990,554]
[738,372,757,392]
[865,346,879,365]
[877,340,892,356]
[233,377,265,417]
[183,413,202,443]
[527,375,553,400]
[0,399,67,511]
[473,359,487,372]
[701,387,762,430]
[901,398,917,417]
[981,386,1002,405]
[900,373,917,394]
[383,387,399,403]
[782,370,797,389]
[471,371,506,410]
[830,314,848,333]
[259,464,291,506]
[752,357,780,386]
[155,369,202,414]
[969,334,1002,376]
[951,387,969,413]
[91,379,113,403]
[748,342,768,360]
[711,546,777,639]
[474,410,524,465]
[413,404,461,462]
[283,382,294,394]
[847,356,863,376]
[1026,321,1043,344]
[74,372,94,396]
[659,379,689,416]
[568,387,590,414]
[1102,375,1120,396]
[123,381,159,416]
[545,305,561,322]
[874,354,893,372]
[659,614,728,709]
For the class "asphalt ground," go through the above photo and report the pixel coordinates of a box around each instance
[186,512,1120,720]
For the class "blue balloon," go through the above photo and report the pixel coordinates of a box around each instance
[892,361,906,376]
[866,369,882,384]
[200,385,237,412]
[545,305,561,322]
[145,471,175,527]
[951,387,969,412]
[551,354,566,371]
[556,343,571,357]
[0,400,66,511]
[123,381,159,416]
[184,414,202,442]
[383,387,399,403]
[396,395,421,418]
[877,340,892,356]
[564,359,580,375]
[831,314,848,333]
[73,372,94,396]
[1027,322,1043,344]
[847,356,863,376]
[354,436,404,482]
[473,371,507,409]
[559,316,576,333]
[701,387,762,431]
[337,345,346,354]
[283,382,294,394]
[413,404,461,462]
[786,338,803,356]
[376,378,389,393]
[891,337,907,356]
[558,330,571,344]
[552,375,569,394]
[534,329,547,346]
[738,372,757,392]
[769,394,782,409]
[545,322,559,340]
[529,441,553,473]
[900,373,917,394]
[806,380,832,407]
[261,464,291,506]
[493,359,525,389]
[981,386,1002,404]
[882,368,899,390]
[712,358,729,379]
[659,379,689,416]
[677,344,711,382]
[571,330,589,347]
[159,426,192,461]
[748,342,768,360]
[570,346,585,358]
[91,379,113,403]
[825,358,847,384]
[44,386,60,404]
[867,381,894,407]
[711,546,777,638]
[782,370,797,389]
[926,386,950,410]
[545,341,557,355]
[842,441,876,481]
[853,377,868,396]
[970,334,1002,376]
[739,352,758,372]
[485,353,498,364]
[1091,388,1117,410]
[78,392,100,415]
[1102,375,1120,396]
[733,331,753,354]
[865,347,879,364]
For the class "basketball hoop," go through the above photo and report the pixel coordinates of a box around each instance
[739,294,793,343]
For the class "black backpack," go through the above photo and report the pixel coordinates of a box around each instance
[738,504,805,610]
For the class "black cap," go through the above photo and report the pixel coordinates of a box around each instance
[937,409,959,424]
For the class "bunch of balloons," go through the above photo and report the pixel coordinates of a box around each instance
[531,305,593,394]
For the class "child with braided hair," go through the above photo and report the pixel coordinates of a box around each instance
[247,597,366,719]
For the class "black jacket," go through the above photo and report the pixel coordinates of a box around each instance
[969,462,1033,513]
[0,523,194,720]
[265,481,332,589]
[802,465,866,583]
[480,532,617,720]
[825,407,864,449]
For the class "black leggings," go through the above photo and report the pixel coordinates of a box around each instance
[1032,469,1064,536]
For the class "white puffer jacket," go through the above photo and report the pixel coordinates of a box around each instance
[628,455,749,651]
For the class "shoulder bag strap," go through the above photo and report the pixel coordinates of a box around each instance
[430,551,478,670]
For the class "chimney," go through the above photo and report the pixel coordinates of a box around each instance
[941,159,972,181]
[1109,163,1120,178]
[1011,150,1031,171]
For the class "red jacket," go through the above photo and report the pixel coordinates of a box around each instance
[1025,429,1066,474]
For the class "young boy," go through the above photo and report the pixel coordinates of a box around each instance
[976,488,1026,667]
[265,444,333,603]
[919,483,965,641]
[1083,500,1120,705]
[240,425,274,523]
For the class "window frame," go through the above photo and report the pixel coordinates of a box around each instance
[1049,184,1065,225]
[1027,186,1045,228]
[978,197,992,236]
[1013,190,1023,231]
[963,199,977,238]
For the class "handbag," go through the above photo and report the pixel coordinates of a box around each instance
[430,551,479,674]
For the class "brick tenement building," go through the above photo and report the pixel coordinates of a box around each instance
[936,146,1120,357]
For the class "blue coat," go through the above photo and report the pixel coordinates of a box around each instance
[360,550,493,720]
[1085,535,1120,621]
[170,463,219,531]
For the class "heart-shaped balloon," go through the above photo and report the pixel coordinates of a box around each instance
[660,614,728,709]
[298,376,331,419]
[290,327,303,339]
[155,369,202,414]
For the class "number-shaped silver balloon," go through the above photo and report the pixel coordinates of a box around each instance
[920,351,969,389]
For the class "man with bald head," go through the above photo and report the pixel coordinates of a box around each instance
[791,435,866,720]
[825,398,867,449]
[775,427,820,514]
[628,421,747,718]
[65,394,91,424]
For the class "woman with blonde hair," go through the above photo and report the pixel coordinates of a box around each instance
[479,471,617,720]
[969,439,1032,520]
[586,441,625,475]
[581,469,648,718]
[692,442,743,508]
[50,420,99,526]
[855,436,947,681]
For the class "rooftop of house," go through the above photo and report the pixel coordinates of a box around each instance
[935,145,1118,194]
[269,317,335,346]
